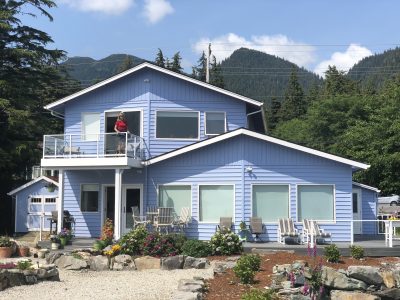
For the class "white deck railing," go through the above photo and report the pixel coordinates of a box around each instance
[43,133,147,160]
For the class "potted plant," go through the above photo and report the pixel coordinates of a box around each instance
[0,236,14,258]
[239,221,249,241]
[58,228,71,248]
[50,235,60,250]
[46,182,57,193]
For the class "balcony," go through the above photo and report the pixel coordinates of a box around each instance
[41,133,147,169]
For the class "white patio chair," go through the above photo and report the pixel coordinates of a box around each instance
[277,218,300,244]
[132,206,148,229]
[154,207,174,233]
[309,220,332,244]
[173,207,191,232]
[302,219,312,244]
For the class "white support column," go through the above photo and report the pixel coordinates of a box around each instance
[57,170,64,233]
[350,220,354,245]
[114,169,123,239]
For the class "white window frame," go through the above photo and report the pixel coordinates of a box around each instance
[250,183,290,224]
[103,109,144,137]
[205,111,226,136]
[197,183,235,224]
[155,110,200,141]
[157,184,193,216]
[296,184,336,223]
[81,112,100,141]
[80,183,100,213]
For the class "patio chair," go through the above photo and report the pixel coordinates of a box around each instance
[48,210,75,233]
[277,218,300,244]
[154,207,174,233]
[250,217,264,242]
[216,217,233,232]
[302,219,312,244]
[173,207,191,232]
[132,206,148,229]
[146,206,159,225]
[309,220,332,244]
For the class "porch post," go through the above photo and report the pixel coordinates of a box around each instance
[57,170,64,233]
[114,169,123,239]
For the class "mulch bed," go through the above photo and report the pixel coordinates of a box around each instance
[204,252,400,300]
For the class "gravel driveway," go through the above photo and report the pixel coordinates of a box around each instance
[0,268,214,300]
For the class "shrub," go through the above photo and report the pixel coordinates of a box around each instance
[181,240,212,258]
[119,225,149,255]
[16,260,33,270]
[93,239,108,251]
[0,236,13,247]
[241,289,278,300]
[349,245,364,259]
[324,244,341,263]
[142,232,179,257]
[210,228,242,255]
[233,254,261,284]
[164,233,187,253]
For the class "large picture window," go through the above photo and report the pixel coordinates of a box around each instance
[156,111,199,139]
[82,113,100,141]
[81,184,99,212]
[252,185,289,222]
[205,112,226,135]
[159,185,191,216]
[199,185,234,222]
[297,185,334,221]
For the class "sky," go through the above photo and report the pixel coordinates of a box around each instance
[22,0,400,76]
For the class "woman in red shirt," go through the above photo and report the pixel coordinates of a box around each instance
[114,112,129,154]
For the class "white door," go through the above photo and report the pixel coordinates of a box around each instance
[122,185,143,234]
[27,196,58,231]
[352,189,362,234]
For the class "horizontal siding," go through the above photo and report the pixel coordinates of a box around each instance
[361,189,378,234]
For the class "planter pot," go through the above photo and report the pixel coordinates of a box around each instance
[0,246,13,258]
[51,243,60,250]
[37,249,47,259]
[239,230,249,242]
[17,246,30,257]
[59,237,67,247]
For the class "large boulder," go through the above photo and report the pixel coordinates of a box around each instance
[374,288,400,299]
[172,291,201,300]
[347,266,383,285]
[330,290,379,300]
[177,279,205,293]
[321,266,367,290]
[37,268,60,281]
[111,254,135,271]
[161,255,185,270]
[134,256,160,271]
[46,252,63,264]
[183,257,209,269]
[55,254,88,270]
[380,271,396,288]
[89,255,110,271]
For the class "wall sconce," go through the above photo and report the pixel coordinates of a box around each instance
[245,166,253,173]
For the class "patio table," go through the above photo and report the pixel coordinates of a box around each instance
[385,220,400,247]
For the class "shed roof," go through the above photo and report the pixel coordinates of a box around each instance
[7,176,59,196]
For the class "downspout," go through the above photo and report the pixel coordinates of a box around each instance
[50,110,65,120]
[241,138,245,229]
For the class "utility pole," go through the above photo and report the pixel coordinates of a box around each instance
[206,43,211,83]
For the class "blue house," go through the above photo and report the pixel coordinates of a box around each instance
[34,62,377,241]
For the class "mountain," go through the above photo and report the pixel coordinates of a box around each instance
[347,47,400,90]
[63,54,146,87]
[220,48,323,104]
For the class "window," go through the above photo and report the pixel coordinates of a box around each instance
[252,185,289,222]
[45,198,57,203]
[156,111,199,139]
[297,185,334,221]
[82,113,100,141]
[159,185,191,216]
[352,193,358,213]
[199,185,233,222]
[30,197,42,203]
[205,112,226,135]
[81,184,99,212]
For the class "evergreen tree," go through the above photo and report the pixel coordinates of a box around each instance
[117,56,134,73]
[324,65,357,96]
[171,52,183,73]
[279,69,306,121]
[155,48,165,68]
[165,58,171,70]
[210,55,224,88]
[266,98,282,131]
[194,51,207,81]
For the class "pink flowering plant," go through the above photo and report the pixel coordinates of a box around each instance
[142,232,179,257]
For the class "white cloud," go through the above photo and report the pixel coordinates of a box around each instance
[143,0,174,24]
[314,44,372,76]
[61,0,134,15]
[192,33,316,68]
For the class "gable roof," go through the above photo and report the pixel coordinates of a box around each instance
[7,176,59,196]
[352,182,380,193]
[45,62,263,111]
[144,128,370,170]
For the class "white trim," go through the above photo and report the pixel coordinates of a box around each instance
[44,62,263,111]
[81,112,101,142]
[250,183,290,224]
[197,183,236,224]
[8,176,59,196]
[144,128,370,170]
[205,111,226,136]
[352,181,380,193]
[157,184,193,216]
[155,110,200,141]
[352,187,363,234]
[80,183,101,213]
[296,184,336,223]
[104,108,144,138]
[101,184,114,225]
[122,184,143,234]
[14,195,18,232]
[41,157,142,169]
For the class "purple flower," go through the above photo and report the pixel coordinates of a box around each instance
[302,282,309,295]
[313,243,317,258]
[307,242,311,257]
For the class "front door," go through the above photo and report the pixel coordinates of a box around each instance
[122,185,143,234]
[352,189,362,234]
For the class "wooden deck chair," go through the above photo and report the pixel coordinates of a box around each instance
[216,217,233,232]
[173,207,190,232]
[302,219,312,244]
[154,207,174,233]
[132,206,148,229]
[310,220,332,244]
[277,218,300,244]
[250,217,264,242]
